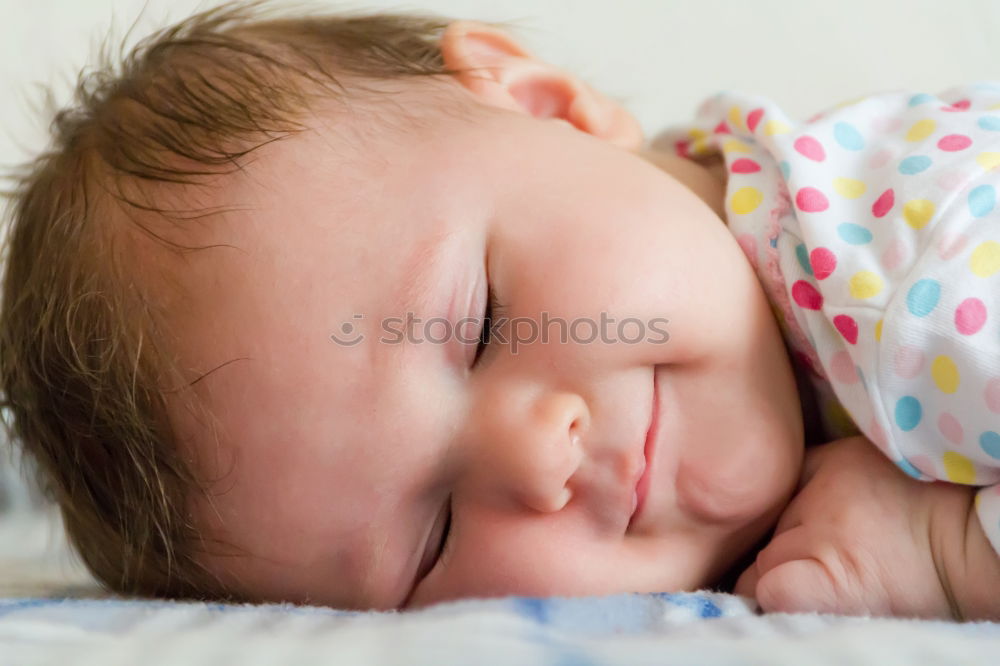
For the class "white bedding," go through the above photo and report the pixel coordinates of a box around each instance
[1,508,1000,666]
[4,591,1000,665]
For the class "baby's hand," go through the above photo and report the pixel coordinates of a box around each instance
[735,436,961,618]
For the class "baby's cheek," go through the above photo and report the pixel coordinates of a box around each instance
[675,452,784,527]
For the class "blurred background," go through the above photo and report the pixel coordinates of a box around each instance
[1,0,998,594]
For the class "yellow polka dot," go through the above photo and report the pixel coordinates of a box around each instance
[970,241,1000,277]
[874,318,883,342]
[977,152,1000,171]
[825,399,856,435]
[849,270,884,299]
[723,138,751,154]
[730,187,764,214]
[833,177,867,199]
[763,119,791,136]
[690,137,711,155]
[835,96,865,109]
[728,106,745,132]
[931,355,960,393]
[903,199,936,229]
[990,102,1000,111]
[688,128,708,140]
[905,118,936,142]
[943,452,976,484]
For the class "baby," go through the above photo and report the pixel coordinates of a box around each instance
[2,0,999,619]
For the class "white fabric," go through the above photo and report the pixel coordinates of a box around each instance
[653,83,1000,555]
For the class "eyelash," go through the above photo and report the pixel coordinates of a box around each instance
[422,283,503,584]
[431,495,454,573]
[472,284,505,368]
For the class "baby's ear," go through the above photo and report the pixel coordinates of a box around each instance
[440,20,643,151]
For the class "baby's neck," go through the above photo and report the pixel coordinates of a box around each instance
[790,351,825,446]
[638,147,727,220]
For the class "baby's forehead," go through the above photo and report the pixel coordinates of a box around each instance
[144,74,498,444]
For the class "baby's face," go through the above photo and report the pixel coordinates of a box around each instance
[168,83,803,610]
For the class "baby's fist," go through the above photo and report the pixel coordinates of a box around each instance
[735,436,957,618]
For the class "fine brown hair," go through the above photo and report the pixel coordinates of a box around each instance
[0,0,518,600]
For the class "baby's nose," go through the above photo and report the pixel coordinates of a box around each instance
[476,391,588,514]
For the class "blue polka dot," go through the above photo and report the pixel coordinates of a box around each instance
[514,597,549,622]
[779,161,791,179]
[908,93,934,107]
[837,223,873,245]
[898,155,932,175]
[833,122,865,151]
[981,431,1000,459]
[795,243,813,275]
[906,279,941,317]
[969,184,996,218]
[657,593,722,618]
[895,396,922,431]
[855,366,865,386]
[896,457,924,479]
[979,116,1000,132]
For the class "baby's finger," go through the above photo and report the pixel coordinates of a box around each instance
[752,524,817,576]
[756,559,840,614]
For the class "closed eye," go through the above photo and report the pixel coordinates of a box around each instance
[472,284,504,368]
[416,495,452,584]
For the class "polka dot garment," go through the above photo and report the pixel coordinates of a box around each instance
[653,83,1000,558]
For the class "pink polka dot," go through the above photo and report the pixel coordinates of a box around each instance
[936,169,969,191]
[735,233,757,269]
[881,236,908,271]
[868,148,894,169]
[868,417,888,450]
[747,108,764,133]
[794,135,826,161]
[942,99,970,111]
[872,188,895,218]
[830,350,859,384]
[713,120,731,134]
[796,187,829,212]
[792,280,824,310]
[938,134,973,151]
[955,297,987,335]
[909,455,935,476]
[810,247,837,279]
[871,115,904,133]
[833,314,859,344]
[675,140,690,158]
[938,412,964,445]
[985,377,1000,413]
[731,158,761,174]
[937,232,969,260]
[893,345,925,378]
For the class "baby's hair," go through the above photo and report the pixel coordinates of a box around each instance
[0,0,518,600]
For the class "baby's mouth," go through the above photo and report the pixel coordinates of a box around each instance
[628,365,660,530]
